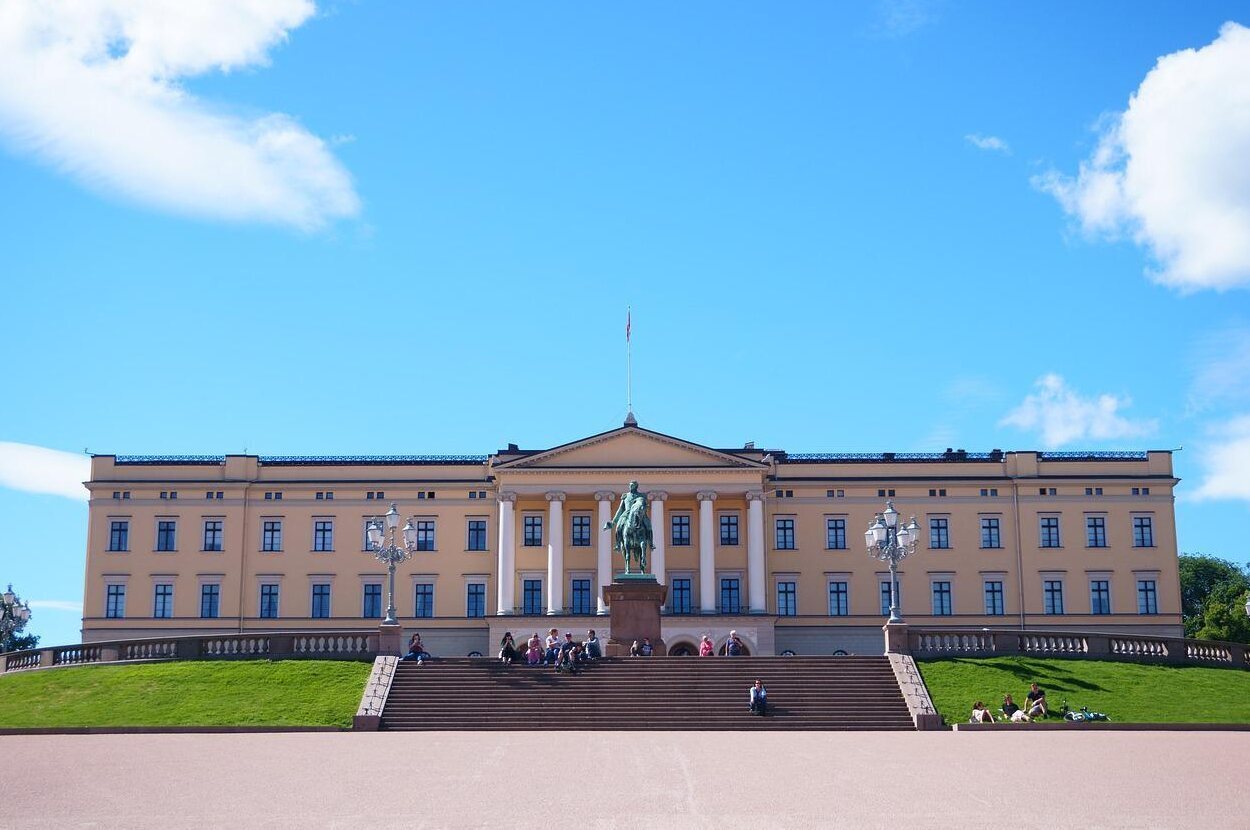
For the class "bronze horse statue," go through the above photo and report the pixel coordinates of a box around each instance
[604,480,654,574]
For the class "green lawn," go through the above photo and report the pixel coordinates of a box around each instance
[0,660,373,729]
[917,656,1250,725]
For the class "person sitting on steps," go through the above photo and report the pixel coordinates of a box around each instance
[699,635,714,657]
[582,630,602,660]
[498,632,517,665]
[749,680,768,716]
[403,632,430,664]
[640,638,654,657]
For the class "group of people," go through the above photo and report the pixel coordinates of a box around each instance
[700,630,745,656]
[498,628,604,673]
[970,682,1049,723]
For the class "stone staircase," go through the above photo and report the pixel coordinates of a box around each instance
[379,656,916,731]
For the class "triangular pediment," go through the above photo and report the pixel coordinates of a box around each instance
[495,427,766,470]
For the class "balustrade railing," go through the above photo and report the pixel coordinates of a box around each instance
[1,630,381,674]
[908,627,1247,669]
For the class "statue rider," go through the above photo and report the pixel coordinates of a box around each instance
[604,480,654,558]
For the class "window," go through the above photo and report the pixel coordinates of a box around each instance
[929,518,950,549]
[931,581,952,616]
[877,489,896,497]
[826,518,847,550]
[880,580,900,615]
[777,582,797,616]
[523,579,543,615]
[828,582,849,616]
[671,515,691,546]
[1039,487,1057,496]
[313,520,334,552]
[720,514,739,545]
[467,519,488,551]
[671,578,692,615]
[979,488,998,497]
[315,491,335,500]
[719,578,741,614]
[200,584,220,618]
[1137,580,1158,615]
[156,520,177,552]
[1133,516,1154,548]
[571,515,591,547]
[1043,580,1064,615]
[311,584,331,618]
[1084,487,1103,496]
[571,579,592,615]
[984,581,1004,616]
[775,489,793,498]
[106,584,126,618]
[363,584,382,619]
[203,520,223,552]
[262,520,282,552]
[980,517,1001,549]
[260,584,280,619]
[775,518,796,550]
[153,584,173,618]
[523,515,543,547]
[1039,516,1061,548]
[413,583,433,618]
[1090,580,1111,615]
[416,520,436,551]
[928,489,947,497]
[467,583,486,618]
[108,520,129,551]
[1086,516,1107,548]
[827,489,845,498]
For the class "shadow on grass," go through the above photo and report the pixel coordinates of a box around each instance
[943,657,1108,692]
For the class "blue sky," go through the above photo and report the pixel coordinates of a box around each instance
[2,1,1249,646]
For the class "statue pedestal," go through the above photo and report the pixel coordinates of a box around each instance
[604,578,667,656]
[378,622,404,657]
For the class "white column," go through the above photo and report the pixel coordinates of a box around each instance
[747,491,766,613]
[546,492,565,615]
[595,491,614,615]
[698,491,717,614]
[650,491,668,605]
[496,492,516,615]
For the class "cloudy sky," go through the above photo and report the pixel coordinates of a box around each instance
[2,1,1249,645]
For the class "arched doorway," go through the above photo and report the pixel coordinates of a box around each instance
[668,643,697,656]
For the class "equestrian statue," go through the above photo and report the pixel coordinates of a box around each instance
[604,480,654,575]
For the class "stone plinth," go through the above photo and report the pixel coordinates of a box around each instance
[604,577,668,656]
[882,621,909,655]
[378,622,404,657]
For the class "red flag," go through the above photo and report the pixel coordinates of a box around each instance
[626,309,631,342]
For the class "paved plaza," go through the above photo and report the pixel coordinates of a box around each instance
[4,730,1247,829]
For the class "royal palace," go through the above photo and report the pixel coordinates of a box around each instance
[80,422,1183,655]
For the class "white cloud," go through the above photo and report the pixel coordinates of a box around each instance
[868,0,936,38]
[1187,324,1250,415]
[0,1,360,231]
[0,442,90,501]
[1191,416,1250,504]
[999,374,1157,448]
[28,599,84,614]
[965,133,1010,154]
[1034,22,1250,291]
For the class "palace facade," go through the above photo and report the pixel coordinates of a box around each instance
[80,422,1183,655]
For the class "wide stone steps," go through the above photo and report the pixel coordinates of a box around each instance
[379,656,915,731]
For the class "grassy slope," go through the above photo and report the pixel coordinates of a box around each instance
[0,660,373,729]
[917,656,1250,725]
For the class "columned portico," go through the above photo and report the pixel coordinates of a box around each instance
[650,491,668,598]
[496,492,517,615]
[546,492,565,615]
[697,491,717,613]
[747,490,766,613]
[595,491,614,614]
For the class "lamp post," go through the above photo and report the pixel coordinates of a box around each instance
[1,583,33,652]
[864,500,920,624]
[367,503,418,626]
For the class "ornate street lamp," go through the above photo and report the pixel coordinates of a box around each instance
[367,503,419,626]
[864,501,920,624]
[1,583,33,651]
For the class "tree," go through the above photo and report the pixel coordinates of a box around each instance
[1192,581,1250,644]
[2,631,38,652]
[1178,554,1250,639]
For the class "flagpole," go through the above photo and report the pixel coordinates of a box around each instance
[626,306,633,419]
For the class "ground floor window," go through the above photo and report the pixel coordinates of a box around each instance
[106,585,125,619]
[1044,580,1065,615]
[153,584,172,619]
[719,578,741,614]
[777,581,796,616]
[984,581,1004,616]
[466,583,486,618]
[1137,580,1158,615]
[260,583,280,619]
[828,582,848,616]
[570,579,592,615]
[671,578,692,614]
[414,583,434,618]
[200,584,220,618]
[311,584,331,618]
[362,584,382,619]
[931,581,952,616]
[1090,580,1111,615]
[523,579,543,615]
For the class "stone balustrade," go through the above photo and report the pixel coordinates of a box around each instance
[907,627,1248,669]
[0,630,381,674]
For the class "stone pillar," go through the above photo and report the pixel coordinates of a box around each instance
[883,621,910,655]
[546,492,565,615]
[496,492,517,615]
[698,491,717,613]
[650,491,668,603]
[746,491,766,613]
[595,491,614,615]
